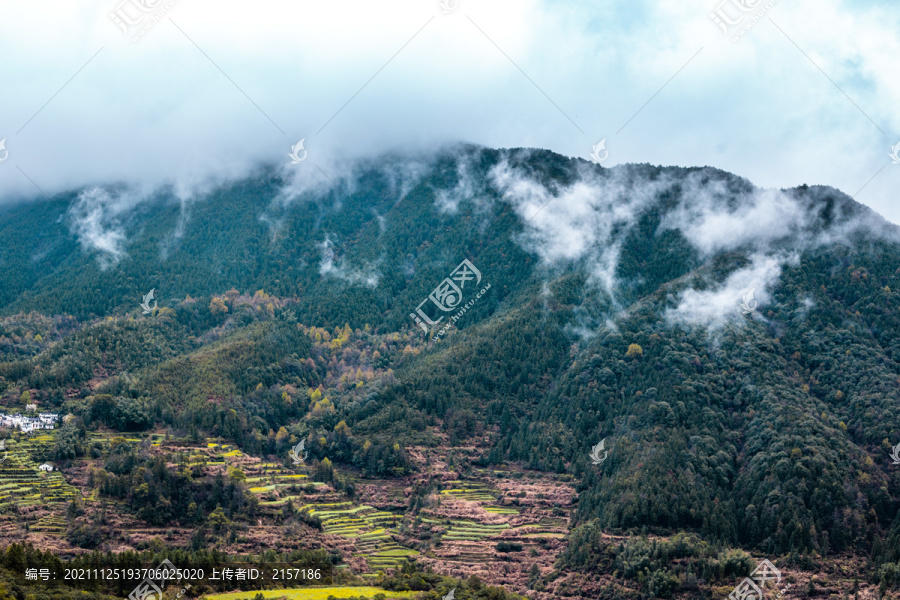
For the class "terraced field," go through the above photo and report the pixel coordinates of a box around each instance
[298,502,417,572]
[85,432,166,451]
[0,430,571,600]
[443,520,510,541]
[483,506,519,515]
[440,478,522,515]
[418,517,512,563]
[31,514,67,535]
[206,446,424,573]
[0,435,79,514]
[439,480,498,502]
[83,434,316,506]
[245,474,315,502]
[404,469,576,597]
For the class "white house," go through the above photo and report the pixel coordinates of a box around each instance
[38,413,58,425]
[23,418,44,432]
[38,463,53,472]
[0,412,58,433]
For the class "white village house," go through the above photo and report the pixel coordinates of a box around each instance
[38,463,53,472]
[0,412,59,433]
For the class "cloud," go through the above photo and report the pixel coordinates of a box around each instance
[383,156,434,206]
[0,0,898,224]
[274,157,352,210]
[160,173,232,258]
[483,150,897,329]
[655,176,896,328]
[486,156,755,300]
[435,151,480,214]
[67,186,148,268]
[664,173,899,255]
[317,234,381,288]
[660,180,811,254]
[664,254,788,329]
[490,156,669,298]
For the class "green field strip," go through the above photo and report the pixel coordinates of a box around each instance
[450,520,509,527]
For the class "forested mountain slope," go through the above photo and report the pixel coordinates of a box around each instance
[2,145,900,596]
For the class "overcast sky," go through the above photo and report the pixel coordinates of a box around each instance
[0,0,898,221]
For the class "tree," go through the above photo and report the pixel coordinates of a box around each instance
[210,297,229,314]
[626,343,643,358]
[3,544,26,573]
[315,458,334,484]
[208,506,230,535]
[227,467,246,483]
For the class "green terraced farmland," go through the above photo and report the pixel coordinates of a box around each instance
[31,515,66,534]
[484,506,520,514]
[440,481,499,502]
[297,501,415,573]
[0,436,80,517]
[443,520,510,541]
[259,494,308,506]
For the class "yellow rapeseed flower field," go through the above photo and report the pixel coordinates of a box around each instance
[204,586,418,600]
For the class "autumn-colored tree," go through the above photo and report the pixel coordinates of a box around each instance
[210,297,228,314]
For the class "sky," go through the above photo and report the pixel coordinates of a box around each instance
[0,0,898,221]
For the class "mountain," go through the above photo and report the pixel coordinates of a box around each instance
[2,145,900,599]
